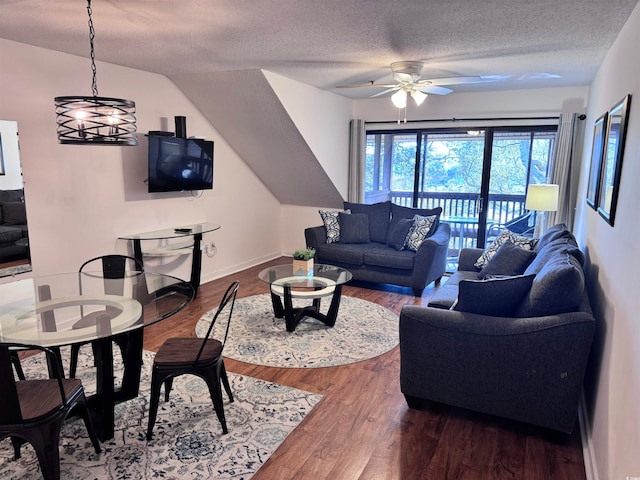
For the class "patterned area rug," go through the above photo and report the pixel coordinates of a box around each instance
[0,347,322,480]
[0,263,32,278]
[196,294,399,368]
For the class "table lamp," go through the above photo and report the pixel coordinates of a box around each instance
[525,184,559,237]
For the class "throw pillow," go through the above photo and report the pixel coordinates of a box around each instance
[387,204,442,243]
[319,209,344,243]
[479,241,536,278]
[386,218,414,251]
[338,212,370,244]
[1,202,27,225]
[343,201,391,243]
[404,214,437,252]
[474,228,537,269]
[453,274,535,317]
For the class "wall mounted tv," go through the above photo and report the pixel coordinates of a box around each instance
[147,135,214,193]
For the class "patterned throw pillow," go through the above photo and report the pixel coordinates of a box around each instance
[404,214,437,252]
[319,209,350,243]
[474,229,537,269]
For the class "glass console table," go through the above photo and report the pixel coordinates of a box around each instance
[118,222,220,297]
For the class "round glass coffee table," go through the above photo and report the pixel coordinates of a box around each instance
[258,263,352,332]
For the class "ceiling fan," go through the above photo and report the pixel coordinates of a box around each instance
[336,61,501,108]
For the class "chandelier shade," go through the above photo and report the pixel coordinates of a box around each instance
[54,0,137,146]
[55,96,137,145]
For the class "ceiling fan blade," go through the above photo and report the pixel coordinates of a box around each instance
[370,86,401,98]
[335,83,398,89]
[419,85,453,95]
[425,76,485,86]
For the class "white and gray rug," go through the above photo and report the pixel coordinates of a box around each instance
[0,347,322,480]
[196,294,399,368]
[0,263,32,278]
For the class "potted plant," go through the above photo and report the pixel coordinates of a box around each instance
[292,248,315,276]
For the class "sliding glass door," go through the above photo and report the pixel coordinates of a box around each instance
[365,125,557,269]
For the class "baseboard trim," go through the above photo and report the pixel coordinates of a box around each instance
[579,389,599,480]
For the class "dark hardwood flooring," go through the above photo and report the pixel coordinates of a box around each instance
[143,257,586,480]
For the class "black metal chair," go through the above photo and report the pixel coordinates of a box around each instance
[146,281,240,440]
[486,212,534,243]
[68,254,144,378]
[0,344,101,480]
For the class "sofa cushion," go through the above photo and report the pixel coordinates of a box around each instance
[535,223,575,249]
[362,244,415,270]
[338,212,370,244]
[427,271,481,309]
[1,202,27,225]
[387,218,414,251]
[453,274,535,317]
[344,201,391,243]
[0,225,23,243]
[317,243,366,265]
[404,214,438,251]
[319,209,346,244]
[516,253,585,317]
[474,228,537,268]
[479,241,536,278]
[387,204,442,243]
[525,237,585,275]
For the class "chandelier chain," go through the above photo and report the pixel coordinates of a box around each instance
[87,0,99,97]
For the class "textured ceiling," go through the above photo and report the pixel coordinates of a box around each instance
[1,0,638,98]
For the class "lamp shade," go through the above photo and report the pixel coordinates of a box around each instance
[525,184,559,211]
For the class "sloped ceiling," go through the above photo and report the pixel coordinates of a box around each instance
[170,69,343,207]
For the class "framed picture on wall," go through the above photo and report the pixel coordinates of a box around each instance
[0,133,5,175]
[586,113,607,209]
[597,94,632,226]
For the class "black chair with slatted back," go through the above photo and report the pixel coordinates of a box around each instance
[68,254,144,378]
[146,280,240,440]
[0,344,101,480]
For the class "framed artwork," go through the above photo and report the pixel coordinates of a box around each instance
[586,113,607,209]
[0,132,5,175]
[597,94,632,226]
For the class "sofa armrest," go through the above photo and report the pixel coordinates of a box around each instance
[410,222,451,291]
[458,247,483,272]
[399,303,595,433]
[304,225,326,252]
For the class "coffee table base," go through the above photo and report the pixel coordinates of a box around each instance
[270,284,344,332]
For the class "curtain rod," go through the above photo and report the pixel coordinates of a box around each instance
[365,114,585,125]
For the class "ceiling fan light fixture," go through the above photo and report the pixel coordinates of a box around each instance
[54,0,137,146]
[391,90,407,108]
[411,90,427,106]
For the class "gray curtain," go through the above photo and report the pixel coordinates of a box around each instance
[542,112,583,232]
[348,119,366,203]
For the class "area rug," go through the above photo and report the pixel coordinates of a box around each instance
[0,347,323,480]
[196,294,399,368]
[0,263,32,278]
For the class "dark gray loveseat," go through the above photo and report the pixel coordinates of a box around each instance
[305,201,451,296]
[0,189,28,262]
[399,224,595,433]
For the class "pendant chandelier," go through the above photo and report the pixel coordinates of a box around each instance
[54,0,137,145]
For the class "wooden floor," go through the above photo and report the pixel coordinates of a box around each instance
[143,257,587,480]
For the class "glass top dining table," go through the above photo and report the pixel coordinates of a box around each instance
[0,271,194,440]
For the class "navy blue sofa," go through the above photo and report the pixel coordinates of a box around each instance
[304,201,451,296]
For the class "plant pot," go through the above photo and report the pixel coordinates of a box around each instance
[293,258,314,276]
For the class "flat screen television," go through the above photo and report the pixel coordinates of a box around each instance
[147,135,214,192]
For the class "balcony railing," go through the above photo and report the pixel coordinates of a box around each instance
[366,190,528,268]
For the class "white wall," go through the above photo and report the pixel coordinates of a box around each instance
[264,71,352,199]
[0,39,282,283]
[574,3,640,479]
[0,120,23,189]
